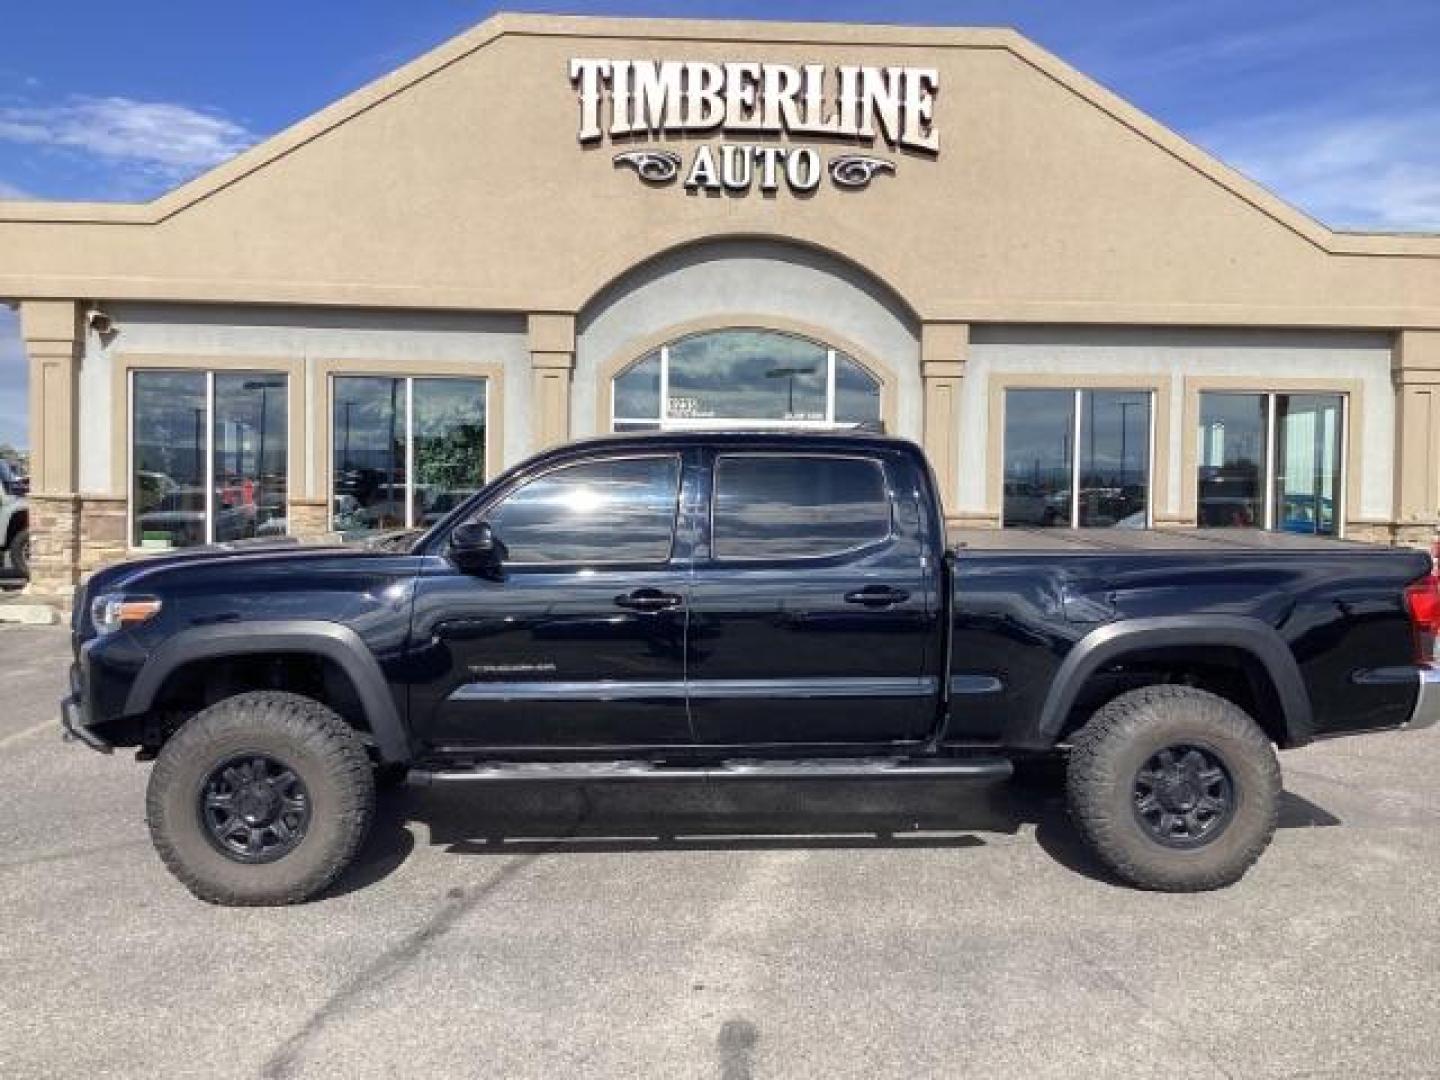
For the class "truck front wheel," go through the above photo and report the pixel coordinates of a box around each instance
[146,691,376,906]
[1065,686,1280,891]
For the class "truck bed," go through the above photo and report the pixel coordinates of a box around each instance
[948,526,1390,555]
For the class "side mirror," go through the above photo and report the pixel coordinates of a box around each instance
[448,520,506,579]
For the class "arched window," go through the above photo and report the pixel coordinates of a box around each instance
[611,328,882,431]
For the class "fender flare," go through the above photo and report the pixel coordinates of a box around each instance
[1038,615,1313,746]
[125,620,410,762]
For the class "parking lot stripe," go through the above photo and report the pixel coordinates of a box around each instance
[0,718,58,751]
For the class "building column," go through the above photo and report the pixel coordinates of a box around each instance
[920,322,968,518]
[19,300,83,596]
[1392,329,1440,548]
[529,313,576,451]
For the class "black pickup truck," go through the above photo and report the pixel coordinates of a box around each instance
[62,431,1440,905]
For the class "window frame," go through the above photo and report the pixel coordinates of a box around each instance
[127,366,291,550]
[1195,389,1348,535]
[478,452,685,570]
[708,451,896,564]
[328,373,490,533]
[610,330,882,431]
[999,386,1157,529]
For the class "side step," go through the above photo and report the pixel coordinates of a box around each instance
[408,756,1013,785]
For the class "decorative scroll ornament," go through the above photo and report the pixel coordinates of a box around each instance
[828,155,897,190]
[613,149,683,185]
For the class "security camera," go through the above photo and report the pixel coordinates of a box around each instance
[86,308,113,335]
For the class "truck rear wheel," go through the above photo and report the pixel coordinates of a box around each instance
[1066,686,1280,891]
[146,691,375,906]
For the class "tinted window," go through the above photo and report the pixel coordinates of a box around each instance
[486,456,681,564]
[713,455,891,559]
[1002,389,1073,528]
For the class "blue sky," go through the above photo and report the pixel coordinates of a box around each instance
[2,0,1439,449]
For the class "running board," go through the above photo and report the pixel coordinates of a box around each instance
[408,757,1013,785]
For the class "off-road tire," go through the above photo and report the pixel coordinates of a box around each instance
[146,691,375,906]
[1066,686,1281,892]
[9,528,29,578]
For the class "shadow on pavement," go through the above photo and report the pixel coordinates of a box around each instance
[328,775,1341,898]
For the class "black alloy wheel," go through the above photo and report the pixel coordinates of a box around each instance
[1131,744,1235,849]
[199,753,312,863]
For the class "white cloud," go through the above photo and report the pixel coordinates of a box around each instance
[0,178,31,199]
[1196,103,1440,232]
[0,96,254,181]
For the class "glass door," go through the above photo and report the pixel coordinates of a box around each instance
[1273,394,1343,536]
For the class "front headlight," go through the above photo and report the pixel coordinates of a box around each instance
[90,594,163,635]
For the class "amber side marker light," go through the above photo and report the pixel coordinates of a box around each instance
[90,595,163,635]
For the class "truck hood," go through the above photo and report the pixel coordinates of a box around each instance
[76,532,424,613]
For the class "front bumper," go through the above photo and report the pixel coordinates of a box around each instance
[60,691,111,752]
[1406,665,1440,731]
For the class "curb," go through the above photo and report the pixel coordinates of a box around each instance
[0,604,60,626]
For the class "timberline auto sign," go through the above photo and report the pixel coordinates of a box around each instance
[570,59,940,194]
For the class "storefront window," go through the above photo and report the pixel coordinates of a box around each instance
[131,370,289,549]
[1002,388,1152,528]
[611,329,881,430]
[1196,392,1344,534]
[332,375,486,535]
[1197,393,1267,528]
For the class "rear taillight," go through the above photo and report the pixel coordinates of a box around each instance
[1405,573,1440,664]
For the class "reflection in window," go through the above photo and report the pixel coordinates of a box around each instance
[611,329,881,429]
[485,456,681,564]
[1276,394,1343,536]
[332,376,486,535]
[133,371,207,549]
[1002,388,1152,528]
[713,455,891,559]
[1079,391,1150,527]
[1002,390,1074,528]
[1197,393,1267,528]
[1195,392,1344,534]
[413,379,487,527]
[214,375,289,542]
[132,370,290,550]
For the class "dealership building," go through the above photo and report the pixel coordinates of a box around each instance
[4,13,1440,596]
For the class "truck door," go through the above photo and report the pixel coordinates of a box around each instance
[685,449,940,745]
[409,451,695,749]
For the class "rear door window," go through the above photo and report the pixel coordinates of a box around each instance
[712,454,892,559]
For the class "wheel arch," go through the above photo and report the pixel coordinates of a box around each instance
[126,621,410,763]
[1040,616,1313,748]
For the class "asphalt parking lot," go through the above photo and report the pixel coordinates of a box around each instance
[3,623,1439,1079]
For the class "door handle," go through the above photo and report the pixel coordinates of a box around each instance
[614,589,684,612]
[844,586,910,608]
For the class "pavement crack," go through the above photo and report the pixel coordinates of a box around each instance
[259,850,541,1080]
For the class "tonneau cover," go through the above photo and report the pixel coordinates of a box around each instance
[948,527,1392,554]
